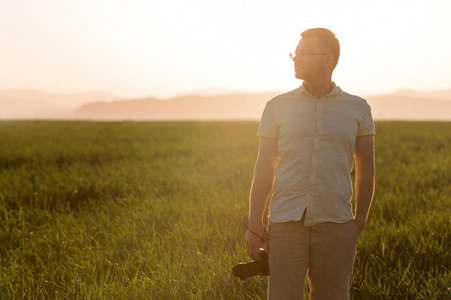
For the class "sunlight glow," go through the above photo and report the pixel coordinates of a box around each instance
[0,0,450,98]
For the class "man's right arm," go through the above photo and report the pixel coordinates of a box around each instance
[246,136,278,260]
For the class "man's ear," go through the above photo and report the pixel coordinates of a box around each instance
[324,54,335,70]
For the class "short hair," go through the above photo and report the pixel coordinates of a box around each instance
[301,28,340,70]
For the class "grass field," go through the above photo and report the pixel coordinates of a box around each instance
[0,121,450,299]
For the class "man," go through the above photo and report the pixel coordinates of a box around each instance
[246,28,375,299]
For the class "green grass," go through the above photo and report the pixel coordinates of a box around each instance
[0,121,449,299]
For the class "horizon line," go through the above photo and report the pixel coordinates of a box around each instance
[2,85,451,101]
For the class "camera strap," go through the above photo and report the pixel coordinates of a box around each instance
[247,226,265,243]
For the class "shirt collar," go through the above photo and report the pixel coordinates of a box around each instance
[298,82,342,98]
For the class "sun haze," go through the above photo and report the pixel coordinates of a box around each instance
[0,0,450,98]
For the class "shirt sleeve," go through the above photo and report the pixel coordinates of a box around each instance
[257,100,279,138]
[358,101,375,136]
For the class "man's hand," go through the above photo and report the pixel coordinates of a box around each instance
[246,225,269,260]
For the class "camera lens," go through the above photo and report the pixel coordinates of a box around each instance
[232,249,269,280]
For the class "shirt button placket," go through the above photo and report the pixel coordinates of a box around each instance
[312,100,323,179]
[306,100,322,224]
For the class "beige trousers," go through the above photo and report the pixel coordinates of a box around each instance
[268,219,361,300]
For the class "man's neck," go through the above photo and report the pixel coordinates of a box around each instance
[302,79,334,99]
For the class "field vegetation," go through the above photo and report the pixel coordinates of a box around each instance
[0,121,449,299]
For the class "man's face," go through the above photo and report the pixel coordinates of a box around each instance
[292,37,331,81]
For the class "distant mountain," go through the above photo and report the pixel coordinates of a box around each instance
[366,94,451,120]
[364,87,451,120]
[1,88,450,121]
[73,88,451,121]
[389,88,451,101]
[72,93,280,120]
[0,89,117,119]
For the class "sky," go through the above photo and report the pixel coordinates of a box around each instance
[1,0,450,99]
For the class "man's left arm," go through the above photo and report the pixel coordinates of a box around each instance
[354,135,375,232]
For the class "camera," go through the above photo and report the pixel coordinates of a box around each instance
[232,249,269,280]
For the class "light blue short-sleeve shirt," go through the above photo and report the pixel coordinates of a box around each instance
[258,84,375,226]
